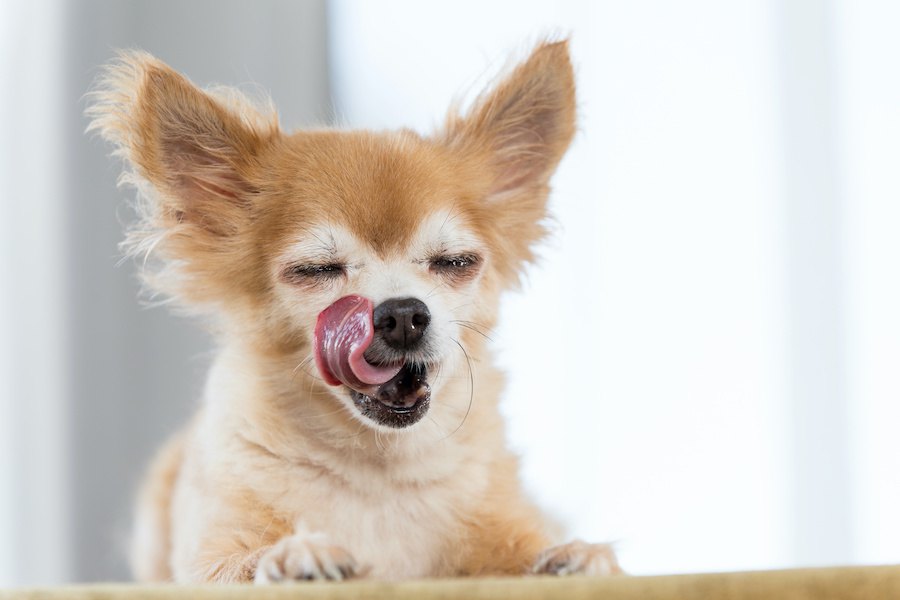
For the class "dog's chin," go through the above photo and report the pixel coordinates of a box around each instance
[348,363,431,429]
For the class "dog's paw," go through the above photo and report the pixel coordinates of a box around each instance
[254,529,360,583]
[532,540,622,576]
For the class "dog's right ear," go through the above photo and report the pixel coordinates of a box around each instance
[87,52,277,237]
[87,52,278,309]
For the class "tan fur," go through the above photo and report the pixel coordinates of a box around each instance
[129,429,185,581]
[88,40,620,583]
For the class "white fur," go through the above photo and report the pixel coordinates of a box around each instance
[269,210,486,433]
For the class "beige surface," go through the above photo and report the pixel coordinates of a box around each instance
[3,566,899,600]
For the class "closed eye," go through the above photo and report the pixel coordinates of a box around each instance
[282,263,346,284]
[429,253,481,282]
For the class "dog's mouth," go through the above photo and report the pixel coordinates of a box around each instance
[349,363,431,428]
[314,295,431,428]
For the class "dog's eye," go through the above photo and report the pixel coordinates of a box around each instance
[283,263,345,284]
[429,254,481,281]
[439,257,470,269]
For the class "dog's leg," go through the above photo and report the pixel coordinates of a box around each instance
[458,512,622,577]
[130,431,186,582]
[454,463,622,577]
[531,540,622,576]
[177,518,360,584]
[253,523,361,584]
[453,494,556,575]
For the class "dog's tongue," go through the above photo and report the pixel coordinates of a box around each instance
[314,295,402,393]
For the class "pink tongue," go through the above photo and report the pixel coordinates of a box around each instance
[314,295,403,393]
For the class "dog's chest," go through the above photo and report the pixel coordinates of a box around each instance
[332,485,454,578]
[275,460,479,578]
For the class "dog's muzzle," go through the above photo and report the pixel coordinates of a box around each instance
[314,295,432,428]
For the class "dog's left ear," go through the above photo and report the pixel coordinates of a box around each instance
[442,40,576,197]
[440,40,576,282]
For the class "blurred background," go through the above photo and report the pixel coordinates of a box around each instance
[1,0,898,585]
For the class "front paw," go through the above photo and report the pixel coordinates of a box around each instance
[254,529,360,583]
[532,540,622,576]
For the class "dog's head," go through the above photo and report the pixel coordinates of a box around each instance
[88,41,575,432]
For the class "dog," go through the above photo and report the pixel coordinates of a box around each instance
[88,39,621,583]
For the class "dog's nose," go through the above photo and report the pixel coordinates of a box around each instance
[373,297,431,350]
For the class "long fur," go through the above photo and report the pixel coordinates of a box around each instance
[88,39,621,583]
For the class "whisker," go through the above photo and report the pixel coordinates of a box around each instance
[302,404,357,419]
[441,338,474,440]
[454,319,498,336]
[303,358,326,410]
[448,301,476,313]
[330,420,369,441]
[423,284,449,301]
[291,354,320,383]
[452,320,494,342]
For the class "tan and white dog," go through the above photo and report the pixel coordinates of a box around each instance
[88,40,621,583]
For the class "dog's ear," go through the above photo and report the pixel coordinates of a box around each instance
[440,40,576,282]
[87,52,278,310]
[443,40,576,196]
[87,51,276,236]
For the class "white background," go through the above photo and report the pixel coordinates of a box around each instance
[1,0,898,583]
[330,0,900,575]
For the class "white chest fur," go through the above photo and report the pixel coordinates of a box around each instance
[256,445,483,579]
[192,349,495,580]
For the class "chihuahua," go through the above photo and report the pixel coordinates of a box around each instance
[88,39,621,583]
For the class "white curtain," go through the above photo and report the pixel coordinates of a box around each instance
[330,0,900,574]
[0,0,70,584]
[835,0,900,564]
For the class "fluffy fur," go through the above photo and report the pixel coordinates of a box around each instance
[87,40,621,583]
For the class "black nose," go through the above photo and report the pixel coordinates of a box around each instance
[373,297,431,350]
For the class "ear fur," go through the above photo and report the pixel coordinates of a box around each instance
[86,51,279,311]
[447,39,576,194]
[441,39,577,283]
